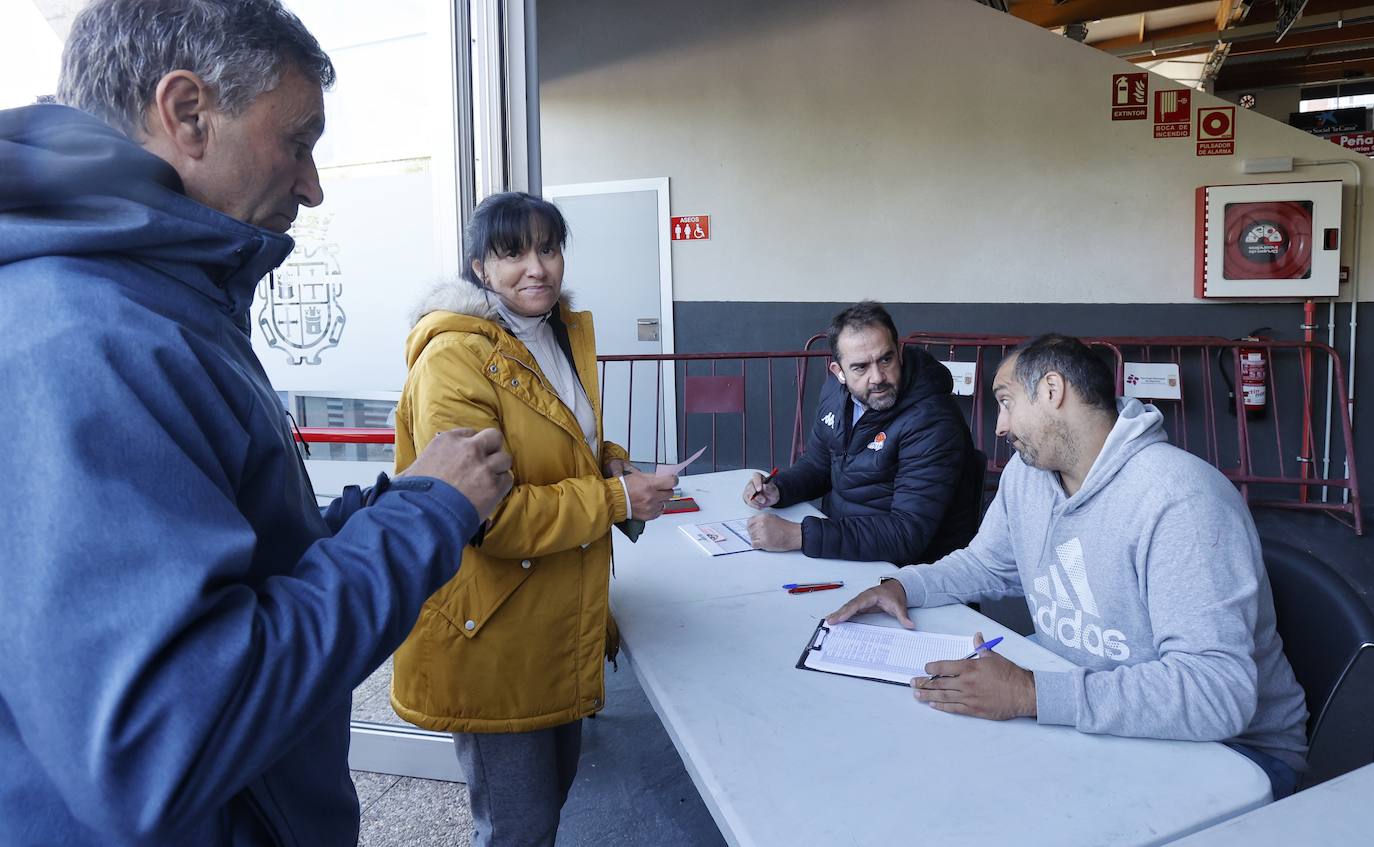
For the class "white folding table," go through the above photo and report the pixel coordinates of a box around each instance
[1171,762,1373,845]
[610,469,1271,847]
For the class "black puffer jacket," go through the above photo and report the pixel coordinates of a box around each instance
[775,346,983,564]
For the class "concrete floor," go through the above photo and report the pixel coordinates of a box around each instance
[350,655,726,847]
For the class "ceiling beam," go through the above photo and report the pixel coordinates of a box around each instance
[1011,0,1210,28]
[1092,19,1221,50]
[1215,45,1374,87]
[1127,45,1218,62]
[1228,20,1374,53]
[1108,4,1374,56]
[1245,0,1367,25]
[1215,0,1248,30]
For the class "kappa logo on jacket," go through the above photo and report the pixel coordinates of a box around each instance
[1028,537,1132,662]
[866,432,887,451]
[822,411,837,429]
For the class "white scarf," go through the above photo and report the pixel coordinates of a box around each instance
[495,300,600,458]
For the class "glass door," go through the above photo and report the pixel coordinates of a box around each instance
[273,0,534,779]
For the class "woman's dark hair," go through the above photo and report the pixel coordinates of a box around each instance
[1011,333,1117,413]
[462,192,569,286]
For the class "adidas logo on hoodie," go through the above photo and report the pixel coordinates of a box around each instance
[1028,537,1132,662]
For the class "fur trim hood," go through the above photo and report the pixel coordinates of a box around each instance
[408,278,575,328]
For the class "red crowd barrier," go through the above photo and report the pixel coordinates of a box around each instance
[891,333,1362,535]
[293,335,1362,535]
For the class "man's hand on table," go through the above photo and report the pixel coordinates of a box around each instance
[914,630,1037,721]
[746,513,801,551]
[824,579,914,630]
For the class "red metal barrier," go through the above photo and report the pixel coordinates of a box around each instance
[594,350,833,472]
[295,427,394,444]
[292,350,834,475]
[292,336,1362,534]
[889,333,1362,535]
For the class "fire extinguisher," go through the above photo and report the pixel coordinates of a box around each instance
[1217,328,1271,418]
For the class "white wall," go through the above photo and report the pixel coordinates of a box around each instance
[250,0,454,393]
[539,0,1373,305]
[0,0,61,107]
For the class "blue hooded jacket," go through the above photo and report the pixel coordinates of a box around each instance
[0,105,478,845]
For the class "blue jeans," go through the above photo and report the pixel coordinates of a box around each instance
[1226,742,1299,800]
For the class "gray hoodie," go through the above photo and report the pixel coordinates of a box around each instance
[892,399,1309,771]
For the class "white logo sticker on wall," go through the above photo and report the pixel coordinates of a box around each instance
[257,213,346,365]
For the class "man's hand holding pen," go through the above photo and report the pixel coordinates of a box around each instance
[915,630,1037,721]
[742,468,780,510]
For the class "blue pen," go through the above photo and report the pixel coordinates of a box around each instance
[968,636,1003,656]
[924,636,1003,682]
[782,581,845,590]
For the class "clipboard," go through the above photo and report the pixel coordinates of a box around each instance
[795,619,978,687]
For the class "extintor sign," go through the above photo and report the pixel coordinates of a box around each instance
[1111,73,1148,120]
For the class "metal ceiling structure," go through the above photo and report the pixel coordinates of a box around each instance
[31,0,1374,96]
[1008,0,1374,93]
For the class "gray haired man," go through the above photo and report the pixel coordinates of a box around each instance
[0,1,510,844]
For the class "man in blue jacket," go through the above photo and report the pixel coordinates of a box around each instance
[0,1,512,844]
[743,301,983,564]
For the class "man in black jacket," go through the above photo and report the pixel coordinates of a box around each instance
[743,301,983,564]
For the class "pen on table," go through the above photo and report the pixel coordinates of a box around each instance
[784,581,844,594]
[924,636,1003,682]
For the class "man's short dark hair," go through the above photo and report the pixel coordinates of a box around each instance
[1011,334,1116,413]
[826,300,900,363]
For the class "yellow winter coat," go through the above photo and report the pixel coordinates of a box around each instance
[390,284,628,733]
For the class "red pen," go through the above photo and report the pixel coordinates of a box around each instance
[752,467,780,505]
[786,582,845,594]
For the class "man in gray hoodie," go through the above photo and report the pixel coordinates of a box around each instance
[827,334,1309,799]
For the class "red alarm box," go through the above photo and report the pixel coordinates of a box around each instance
[1196,181,1342,298]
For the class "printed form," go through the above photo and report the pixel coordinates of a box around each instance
[803,621,976,684]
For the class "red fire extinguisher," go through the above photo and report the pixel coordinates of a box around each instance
[1218,328,1271,418]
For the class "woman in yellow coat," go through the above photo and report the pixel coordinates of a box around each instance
[391,192,679,846]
